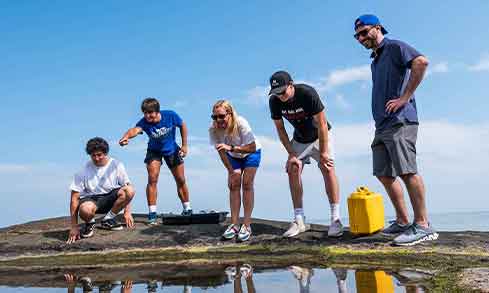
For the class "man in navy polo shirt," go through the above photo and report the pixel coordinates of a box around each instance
[354,14,438,246]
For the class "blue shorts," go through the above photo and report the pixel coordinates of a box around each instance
[226,149,261,170]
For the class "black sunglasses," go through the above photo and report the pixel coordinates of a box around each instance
[353,26,376,39]
[211,113,228,120]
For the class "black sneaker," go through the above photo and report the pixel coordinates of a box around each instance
[147,280,158,292]
[79,276,93,291]
[81,222,95,238]
[100,218,124,231]
[181,209,193,216]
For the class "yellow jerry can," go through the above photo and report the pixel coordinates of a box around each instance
[347,186,385,235]
[355,270,394,293]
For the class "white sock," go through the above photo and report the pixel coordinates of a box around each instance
[149,205,157,213]
[330,203,340,222]
[338,280,347,293]
[294,208,304,221]
[103,210,117,220]
[182,202,191,211]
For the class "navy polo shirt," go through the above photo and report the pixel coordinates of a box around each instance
[371,38,422,131]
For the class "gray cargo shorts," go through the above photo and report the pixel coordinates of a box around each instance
[291,131,335,166]
[371,124,418,177]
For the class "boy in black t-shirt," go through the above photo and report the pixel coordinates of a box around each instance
[268,71,343,238]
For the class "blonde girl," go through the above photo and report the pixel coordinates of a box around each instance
[209,100,262,242]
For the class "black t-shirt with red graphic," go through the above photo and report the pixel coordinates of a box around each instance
[269,83,331,143]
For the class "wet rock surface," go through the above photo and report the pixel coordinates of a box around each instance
[459,268,489,292]
[1,214,489,259]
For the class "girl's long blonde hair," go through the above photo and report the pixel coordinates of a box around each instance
[211,99,239,138]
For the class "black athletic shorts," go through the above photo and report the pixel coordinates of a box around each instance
[79,188,121,214]
[144,148,184,169]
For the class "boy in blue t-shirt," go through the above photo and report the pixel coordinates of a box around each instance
[119,97,192,224]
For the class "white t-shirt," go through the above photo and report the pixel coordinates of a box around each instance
[70,158,131,198]
[209,116,261,159]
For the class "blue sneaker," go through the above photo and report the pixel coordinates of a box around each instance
[381,220,410,236]
[393,223,439,246]
[148,212,158,225]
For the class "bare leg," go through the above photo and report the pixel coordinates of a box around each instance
[400,173,428,227]
[146,160,162,206]
[318,164,339,204]
[170,163,190,203]
[234,274,243,293]
[228,170,242,225]
[287,160,304,209]
[377,176,409,225]
[110,185,136,214]
[245,275,256,293]
[241,167,257,227]
[79,202,96,223]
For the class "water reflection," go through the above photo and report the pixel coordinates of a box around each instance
[1,264,433,292]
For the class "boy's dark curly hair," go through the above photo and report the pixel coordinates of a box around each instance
[86,137,109,155]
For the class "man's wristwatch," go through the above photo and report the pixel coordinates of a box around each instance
[230,145,235,152]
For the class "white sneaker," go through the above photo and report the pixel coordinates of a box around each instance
[224,266,237,282]
[283,217,310,237]
[328,219,344,237]
[237,224,252,242]
[239,264,253,279]
[222,224,239,240]
[288,266,313,288]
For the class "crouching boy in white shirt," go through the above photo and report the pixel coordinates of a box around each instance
[67,137,135,244]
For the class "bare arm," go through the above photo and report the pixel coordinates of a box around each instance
[179,122,189,157]
[233,142,256,154]
[217,149,235,173]
[70,191,80,225]
[386,55,429,113]
[272,119,296,156]
[313,111,329,154]
[123,200,132,215]
[313,110,334,169]
[215,141,256,154]
[119,127,143,146]
[122,188,134,229]
[402,55,429,100]
[67,191,80,244]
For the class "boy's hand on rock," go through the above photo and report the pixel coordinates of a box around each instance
[66,226,80,244]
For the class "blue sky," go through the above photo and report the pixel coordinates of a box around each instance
[1,1,488,227]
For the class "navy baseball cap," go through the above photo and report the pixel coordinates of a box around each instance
[269,71,293,96]
[354,14,388,35]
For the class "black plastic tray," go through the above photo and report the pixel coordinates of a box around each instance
[161,211,228,225]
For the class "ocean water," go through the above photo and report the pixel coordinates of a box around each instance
[313,210,489,232]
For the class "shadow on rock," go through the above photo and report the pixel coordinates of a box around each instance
[42,230,69,242]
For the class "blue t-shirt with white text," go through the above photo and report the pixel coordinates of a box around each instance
[136,110,183,155]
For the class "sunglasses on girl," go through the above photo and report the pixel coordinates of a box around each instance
[211,113,228,120]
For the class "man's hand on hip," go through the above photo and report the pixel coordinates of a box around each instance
[386,96,409,114]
